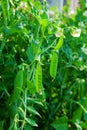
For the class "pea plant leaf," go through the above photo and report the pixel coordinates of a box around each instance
[51,116,68,130]
[25,118,38,127]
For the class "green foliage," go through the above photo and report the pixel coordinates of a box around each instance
[0,0,87,130]
[51,116,68,130]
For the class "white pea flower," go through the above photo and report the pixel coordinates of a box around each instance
[55,27,63,37]
[71,28,81,37]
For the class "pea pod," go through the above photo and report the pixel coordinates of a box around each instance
[11,70,23,102]
[55,37,63,50]
[36,63,42,93]
[50,52,58,78]
[1,0,10,23]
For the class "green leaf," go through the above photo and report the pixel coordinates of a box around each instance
[72,108,83,123]
[81,122,87,129]
[51,116,68,130]
[26,46,34,62]
[0,40,5,55]
[26,106,40,117]
[19,107,26,118]
[35,63,42,93]
[0,121,4,130]
[27,98,43,106]
[25,118,38,127]
[40,19,48,27]
[24,124,33,130]
[50,52,58,78]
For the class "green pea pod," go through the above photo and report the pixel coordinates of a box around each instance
[36,63,42,93]
[1,0,10,24]
[11,70,23,102]
[50,52,58,78]
[55,37,63,50]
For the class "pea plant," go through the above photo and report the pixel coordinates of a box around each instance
[0,0,87,130]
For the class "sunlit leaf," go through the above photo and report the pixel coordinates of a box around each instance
[25,118,38,127]
[26,106,41,117]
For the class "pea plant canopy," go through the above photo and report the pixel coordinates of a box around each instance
[0,0,87,130]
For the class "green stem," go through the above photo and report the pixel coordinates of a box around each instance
[40,39,57,55]
[28,63,35,80]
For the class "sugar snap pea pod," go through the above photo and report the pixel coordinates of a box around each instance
[50,52,58,78]
[36,63,42,93]
[11,70,23,103]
